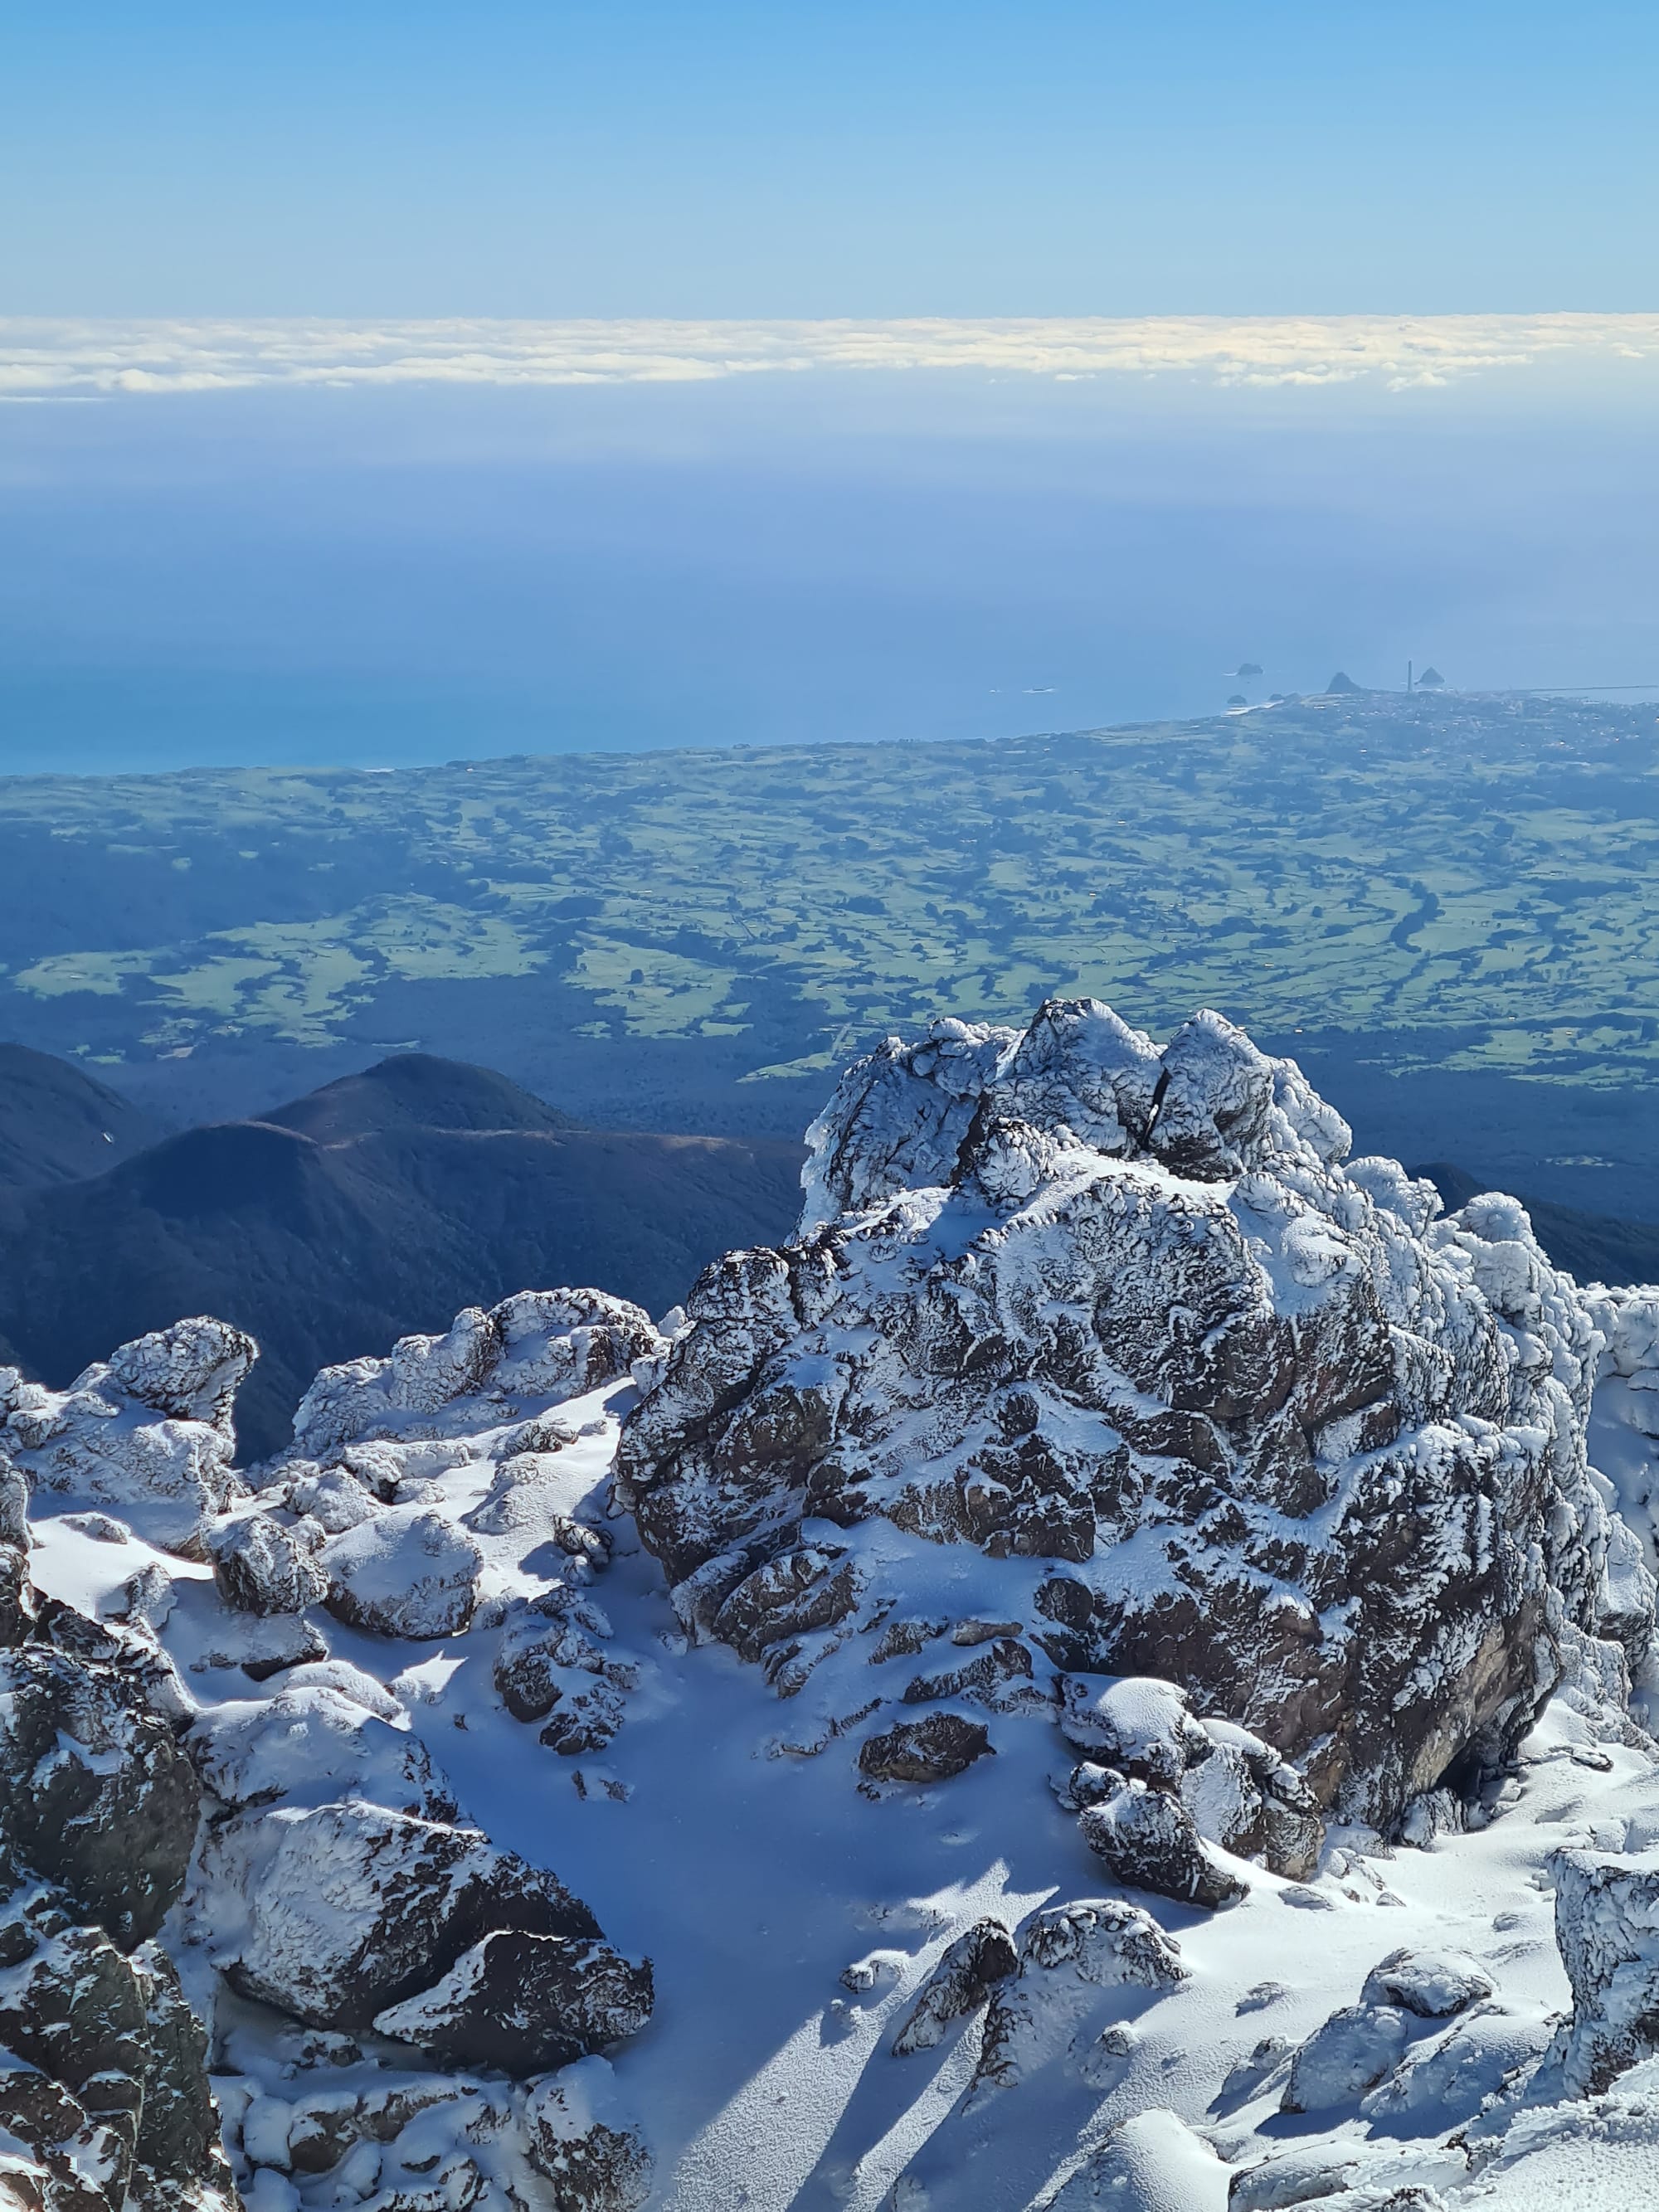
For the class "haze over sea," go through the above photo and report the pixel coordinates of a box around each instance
[4,315,1659,776]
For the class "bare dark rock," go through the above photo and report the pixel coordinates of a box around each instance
[891,1918,1018,2054]
[373,1929,654,2076]
[857,1713,992,1785]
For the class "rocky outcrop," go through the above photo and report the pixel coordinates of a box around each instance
[0,1500,236,2211]
[891,1918,1018,2054]
[2,1318,255,1548]
[188,1624,654,2086]
[1549,1845,1659,2094]
[971,1898,1188,2098]
[617,999,1643,1833]
[291,1289,662,1459]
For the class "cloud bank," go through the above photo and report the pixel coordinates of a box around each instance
[2,314,1657,399]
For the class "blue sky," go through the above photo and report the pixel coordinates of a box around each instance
[4,0,1655,316]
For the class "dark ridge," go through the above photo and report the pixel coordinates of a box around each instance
[0,1049,805,1459]
[0,1043,162,1191]
[1415,1160,1659,1286]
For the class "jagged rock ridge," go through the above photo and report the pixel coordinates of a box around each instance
[617,999,1651,1835]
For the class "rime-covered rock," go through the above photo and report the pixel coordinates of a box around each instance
[1550,1845,1659,2093]
[972,1898,1188,2097]
[1360,1947,1493,2020]
[207,1504,328,1614]
[617,998,1645,1830]
[319,1505,484,1639]
[891,1918,1018,2054]
[292,1288,662,1458]
[1282,2002,1411,2112]
[2,1318,255,1545]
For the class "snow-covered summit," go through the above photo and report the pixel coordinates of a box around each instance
[15,1001,1659,2206]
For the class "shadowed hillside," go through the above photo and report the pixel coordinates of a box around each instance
[0,1050,805,1458]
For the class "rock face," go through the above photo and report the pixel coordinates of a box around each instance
[617,999,1641,1831]
[2,1317,255,1548]
[0,1504,236,2210]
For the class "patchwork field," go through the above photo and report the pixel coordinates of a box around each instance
[4,688,1658,1208]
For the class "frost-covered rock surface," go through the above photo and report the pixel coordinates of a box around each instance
[2,1316,255,1548]
[618,1001,1646,1837]
[18,1004,1659,2206]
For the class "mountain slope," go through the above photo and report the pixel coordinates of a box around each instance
[0,1053,804,1459]
[0,1040,162,1189]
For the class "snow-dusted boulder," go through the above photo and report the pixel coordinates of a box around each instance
[372,1927,654,2074]
[292,1288,663,1458]
[189,1680,458,1821]
[523,2057,653,2212]
[1360,1947,1493,2019]
[207,1504,328,1614]
[2,1317,255,1547]
[618,999,1648,1830]
[319,1504,484,1638]
[858,1711,992,1785]
[199,1799,606,2030]
[1079,1777,1248,1909]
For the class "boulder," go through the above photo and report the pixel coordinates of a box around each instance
[1282,2002,1410,2112]
[858,1713,992,1785]
[973,1898,1188,2097]
[891,1918,1018,2054]
[320,1506,484,1639]
[208,1506,328,1615]
[1079,1779,1248,1910]
[189,1682,458,1821]
[202,1801,602,2030]
[1360,1947,1493,2020]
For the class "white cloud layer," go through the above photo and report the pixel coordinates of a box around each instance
[2,314,1658,398]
